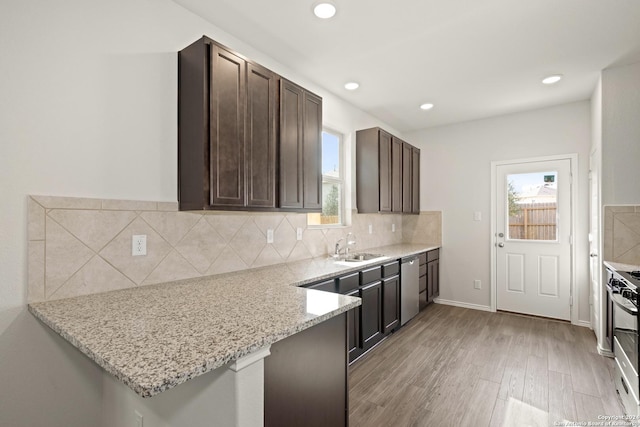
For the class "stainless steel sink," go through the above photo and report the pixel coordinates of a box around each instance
[333,253,388,266]
[343,253,384,262]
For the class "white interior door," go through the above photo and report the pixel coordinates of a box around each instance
[589,149,601,334]
[496,158,572,320]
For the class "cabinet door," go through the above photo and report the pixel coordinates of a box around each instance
[402,142,412,213]
[246,63,277,208]
[360,281,383,351]
[378,131,392,212]
[412,147,420,213]
[391,137,403,212]
[279,80,304,209]
[211,45,246,207]
[303,92,322,210]
[346,288,361,363]
[382,275,400,335]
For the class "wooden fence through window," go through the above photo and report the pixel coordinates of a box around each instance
[508,202,557,240]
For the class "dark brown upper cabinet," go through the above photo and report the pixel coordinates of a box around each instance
[246,62,278,208]
[379,131,392,212]
[402,142,421,213]
[210,44,246,208]
[391,137,403,212]
[356,127,420,214]
[412,146,420,213]
[402,142,412,213]
[279,79,322,211]
[178,36,321,212]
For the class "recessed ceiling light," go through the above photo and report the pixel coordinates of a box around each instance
[419,103,434,110]
[542,74,563,85]
[313,3,336,19]
[344,82,359,90]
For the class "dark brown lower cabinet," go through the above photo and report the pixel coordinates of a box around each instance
[419,249,440,310]
[428,258,439,300]
[419,252,428,309]
[265,313,347,427]
[346,288,362,362]
[382,275,400,335]
[360,281,383,351]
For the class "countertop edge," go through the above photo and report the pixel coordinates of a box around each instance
[28,243,438,397]
[29,297,361,398]
[604,260,640,272]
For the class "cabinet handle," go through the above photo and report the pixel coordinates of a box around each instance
[361,281,381,291]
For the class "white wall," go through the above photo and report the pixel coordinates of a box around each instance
[601,61,640,205]
[406,101,592,323]
[0,0,401,425]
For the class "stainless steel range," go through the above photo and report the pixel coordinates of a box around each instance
[607,266,640,417]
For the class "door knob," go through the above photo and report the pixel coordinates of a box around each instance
[498,242,505,248]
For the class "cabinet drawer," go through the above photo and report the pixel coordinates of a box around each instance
[360,265,382,285]
[307,279,336,293]
[418,252,427,265]
[419,264,427,278]
[419,274,427,293]
[419,290,428,311]
[381,261,399,278]
[337,272,359,294]
[427,249,439,262]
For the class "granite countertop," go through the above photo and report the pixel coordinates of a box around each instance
[604,260,640,272]
[28,243,439,398]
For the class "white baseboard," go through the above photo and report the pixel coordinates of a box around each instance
[574,320,592,329]
[597,345,614,358]
[433,298,492,312]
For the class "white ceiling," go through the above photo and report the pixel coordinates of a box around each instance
[173,0,640,132]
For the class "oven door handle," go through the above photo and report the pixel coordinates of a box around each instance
[612,293,638,315]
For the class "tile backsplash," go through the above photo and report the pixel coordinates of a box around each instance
[28,196,440,302]
[604,205,640,265]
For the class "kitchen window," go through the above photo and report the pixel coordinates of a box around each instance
[308,129,344,227]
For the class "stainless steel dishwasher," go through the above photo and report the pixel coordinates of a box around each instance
[401,255,420,325]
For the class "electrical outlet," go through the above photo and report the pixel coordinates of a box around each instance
[267,229,274,244]
[474,279,481,290]
[132,235,147,256]
[135,410,143,427]
[392,223,396,233]
[368,224,373,234]
[474,211,482,221]
[296,227,303,241]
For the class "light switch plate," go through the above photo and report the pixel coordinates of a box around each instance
[474,211,482,221]
[474,279,481,289]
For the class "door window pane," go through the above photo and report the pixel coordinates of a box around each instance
[507,171,558,241]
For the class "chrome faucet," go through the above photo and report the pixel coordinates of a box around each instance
[334,238,345,257]
[346,232,356,256]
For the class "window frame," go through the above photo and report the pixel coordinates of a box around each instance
[307,127,346,228]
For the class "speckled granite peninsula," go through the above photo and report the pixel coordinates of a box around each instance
[28,243,438,398]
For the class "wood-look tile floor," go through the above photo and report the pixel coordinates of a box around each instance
[349,304,625,427]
